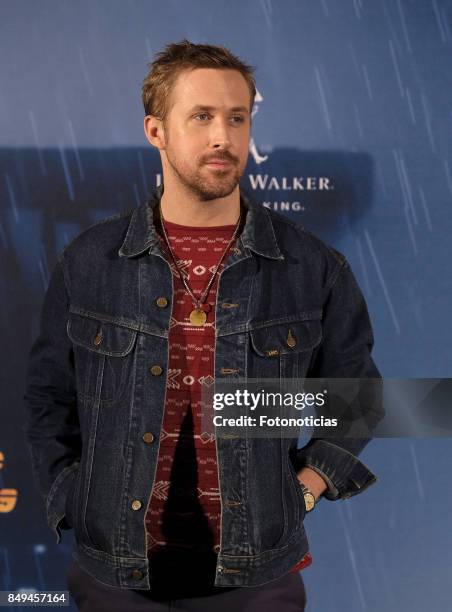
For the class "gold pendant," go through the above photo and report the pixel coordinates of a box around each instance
[189,308,207,326]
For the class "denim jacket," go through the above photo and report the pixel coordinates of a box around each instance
[23,184,381,589]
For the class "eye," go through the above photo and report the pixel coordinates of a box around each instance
[193,113,245,124]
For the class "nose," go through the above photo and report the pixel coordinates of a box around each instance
[209,116,232,149]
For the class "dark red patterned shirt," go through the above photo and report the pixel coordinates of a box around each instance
[144,218,311,575]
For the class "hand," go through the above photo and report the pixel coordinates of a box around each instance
[296,467,328,501]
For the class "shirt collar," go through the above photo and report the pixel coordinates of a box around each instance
[118,183,284,260]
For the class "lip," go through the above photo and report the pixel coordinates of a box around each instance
[206,160,233,167]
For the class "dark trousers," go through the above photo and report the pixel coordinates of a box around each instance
[66,557,307,611]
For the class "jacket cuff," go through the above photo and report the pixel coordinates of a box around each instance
[294,440,377,500]
[45,461,79,543]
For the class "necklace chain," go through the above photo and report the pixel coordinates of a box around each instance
[158,201,242,318]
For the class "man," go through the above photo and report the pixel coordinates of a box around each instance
[24,40,381,611]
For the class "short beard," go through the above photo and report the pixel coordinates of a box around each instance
[166,151,242,201]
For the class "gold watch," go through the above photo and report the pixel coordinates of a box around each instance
[299,482,316,512]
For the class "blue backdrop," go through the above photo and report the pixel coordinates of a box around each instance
[1,1,451,610]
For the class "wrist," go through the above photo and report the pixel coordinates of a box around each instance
[296,467,328,501]
[298,482,316,512]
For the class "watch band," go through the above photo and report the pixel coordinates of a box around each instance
[299,482,316,512]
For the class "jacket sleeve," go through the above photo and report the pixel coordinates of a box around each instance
[290,257,383,500]
[23,255,81,542]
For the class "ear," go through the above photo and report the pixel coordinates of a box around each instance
[144,115,166,150]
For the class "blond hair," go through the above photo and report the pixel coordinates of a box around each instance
[141,38,256,121]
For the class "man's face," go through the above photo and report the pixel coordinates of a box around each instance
[160,67,252,201]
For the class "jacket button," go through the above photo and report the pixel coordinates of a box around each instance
[93,332,103,346]
[156,297,168,308]
[150,365,163,376]
[132,569,142,580]
[142,432,154,444]
[213,544,220,554]
[286,328,296,347]
[131,500,142,511]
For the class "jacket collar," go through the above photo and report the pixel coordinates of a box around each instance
[118,183,284,260]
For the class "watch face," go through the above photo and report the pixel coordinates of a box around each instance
[304,492,316,512]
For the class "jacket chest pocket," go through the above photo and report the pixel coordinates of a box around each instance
[67,311,138,405]
[248,313,322,380]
